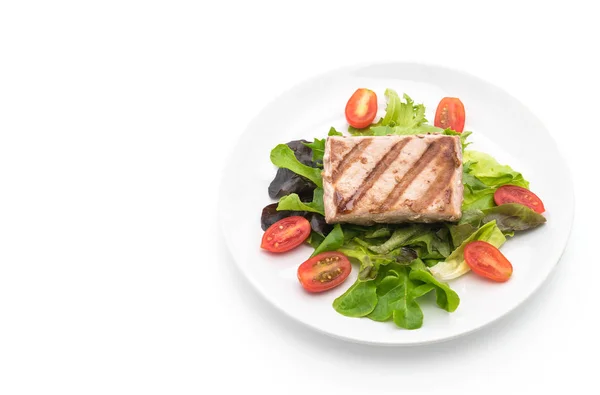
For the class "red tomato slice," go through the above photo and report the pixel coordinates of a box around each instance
[345,88,378,129]
[434,97,465,133]
[494,185,545,213]
[464,241,513,282]
[261,216,311,253]
[297,252,351,293]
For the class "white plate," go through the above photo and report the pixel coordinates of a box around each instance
[219,62,574,345]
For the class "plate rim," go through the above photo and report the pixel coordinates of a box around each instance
[218,61,575,346]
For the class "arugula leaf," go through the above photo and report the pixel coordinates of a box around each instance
[482,203,547,232]
[429,220,506,281]
[276,188,324,215]
[270,144,323,187]
[332,280,377,317]
[311,224,343,257]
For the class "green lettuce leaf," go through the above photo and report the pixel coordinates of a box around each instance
[367,225,423,254]
[373,90,441,135]
[311,224,343,257]
[347,90,444,136]
[463,151,529,188]
[306,232,325,249]
[348,122,381,136]
[276,188,324,215]
[368,270,412,322]
[462,151,530,211]
[482,203,546,232]
[337,243,381,282]
[392,297,424,330]
[270,144,323,187]
[429,220,506,281]
[409,260,460,312]
[447,209,485,247]
[332,280,378,317]
[303,127,343,162]
[367,267,431,329]
[444,129,472,151]
[372,124,442,136]
[303,138,325,163]
[364,226,392,239]
[328,127,343,136]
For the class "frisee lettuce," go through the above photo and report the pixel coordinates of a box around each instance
[349,90,443,136]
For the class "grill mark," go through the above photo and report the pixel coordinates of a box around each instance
[375,139,450,213]
[331,139,372,183]
[410,150,457,212]
[336,139,409,214]
[444,188,453,205]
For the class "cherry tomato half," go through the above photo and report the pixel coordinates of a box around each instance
[261,216,311,253]
[434,97,465,133]
[297,251,351,293]
[345,88,378,129]
[464,241,513,282]
[494,185,545,214]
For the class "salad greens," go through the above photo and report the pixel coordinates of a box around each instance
[265,88,546,330]
[310,224,343,257]
[276,188,325,216]
[481,203,546,232]
[462,150,529,211]
[349,90,442,136]
[429,220,506,281]
[303,127,343,163]
[270,144,323,187]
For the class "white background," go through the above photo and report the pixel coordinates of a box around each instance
[0,1,598,394]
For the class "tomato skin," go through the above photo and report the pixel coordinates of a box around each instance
[464,241,513,282]
[345,88,378,129]
[494,185,545,213]
[261,216,311,253]
[297,252,351,293]
[434,97,465,133]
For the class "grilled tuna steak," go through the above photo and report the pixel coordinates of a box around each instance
[322,134,463,225]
